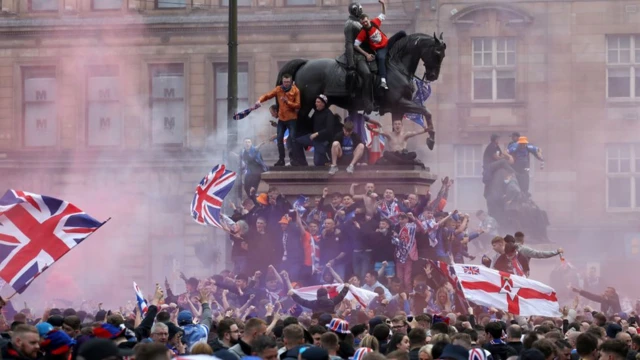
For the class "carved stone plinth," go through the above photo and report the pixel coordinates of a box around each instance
[260,165,438,198]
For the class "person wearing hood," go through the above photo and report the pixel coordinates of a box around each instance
[279,324,308,360]
[293,94,336,167]
[289,284,351,316]
[571,286,622,316]
[240,138,269,198]
[177,288,213,351]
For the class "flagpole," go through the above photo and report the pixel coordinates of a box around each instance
[2,217,112,302]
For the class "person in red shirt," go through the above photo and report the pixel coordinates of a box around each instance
[354,0,388,89]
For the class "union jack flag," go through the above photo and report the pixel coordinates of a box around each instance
[190,164,237,229]
[463,265,480,275]
[133,281,148,315]
[0,190,105,293]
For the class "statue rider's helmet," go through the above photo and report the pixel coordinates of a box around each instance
[348,2,363,18]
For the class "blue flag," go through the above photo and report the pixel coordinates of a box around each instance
[403,79,432,127]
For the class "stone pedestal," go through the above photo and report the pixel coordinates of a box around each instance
[259,165,438,198]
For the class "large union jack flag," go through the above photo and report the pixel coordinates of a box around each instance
[0,190,105,293]
[190,164,237,228]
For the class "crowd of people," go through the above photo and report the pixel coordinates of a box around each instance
[0,264,638,360]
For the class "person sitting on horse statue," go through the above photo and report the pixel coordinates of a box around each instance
[354,0,388,90]
[344,2,374,114]
[255,73,301,167]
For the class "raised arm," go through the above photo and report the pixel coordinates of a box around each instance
[404,126,430,140]
[257,87,278,104]
[326,263,345,283]
[518,245,562,259]
[289,291,317,309]
[198,289,214,330]
[366,124,391,139]
[379,0,386,15]
[331,284,351,305]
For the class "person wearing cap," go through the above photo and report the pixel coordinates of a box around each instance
[325,319,355,359]
[506,136,544,195]
[41,329,76,360]
[255,73,301,167]
[293,94,336,167]
[36,323,54,340]
[177,288,213,351]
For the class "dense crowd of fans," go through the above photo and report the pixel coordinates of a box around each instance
[0,176,635,360]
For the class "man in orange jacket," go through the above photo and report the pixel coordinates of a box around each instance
[255,74,301,166]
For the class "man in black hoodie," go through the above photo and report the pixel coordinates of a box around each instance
[288,284,351,316]
[293,94,336,166]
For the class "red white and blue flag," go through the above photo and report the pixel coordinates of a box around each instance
[190,164,237,229]
[429,259,470,314]
[0,190,105,293]
[292,284,377,309]
[463,265,480,275]
[133,281,148,316]
[453,264,561,317]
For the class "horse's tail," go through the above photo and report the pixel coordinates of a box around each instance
[276,59,308,86]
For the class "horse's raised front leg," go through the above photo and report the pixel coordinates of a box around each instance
[395,97,436,150]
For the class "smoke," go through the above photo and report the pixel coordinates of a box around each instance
[0,18,276,311]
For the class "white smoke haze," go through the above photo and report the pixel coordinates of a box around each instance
[1,2,636,314]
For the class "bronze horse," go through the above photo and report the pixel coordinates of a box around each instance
[277,32,446,149]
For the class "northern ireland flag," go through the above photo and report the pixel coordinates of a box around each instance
[292,284,377,309]
[453,264,561,317]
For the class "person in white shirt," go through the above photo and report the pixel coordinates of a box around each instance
[361,271,392,300]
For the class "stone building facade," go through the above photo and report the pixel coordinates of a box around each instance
[0,0,637,301]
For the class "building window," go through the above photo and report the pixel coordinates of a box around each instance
[23,67,57,147]
[472,38,516,101]
[156,0,185,8]
[87,65,121,146]
[29,0,58,11]
[221,0,251,7]
[285,0,315,6]
[453,145,485,212]
[606,35,640,99]
[214,63,249,132]
[92,0,123,10]
[150,64,185,145]
[606,143,640,210]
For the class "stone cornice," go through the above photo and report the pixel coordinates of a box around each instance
[0,10,412,36]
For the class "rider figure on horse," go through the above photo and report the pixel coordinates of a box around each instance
[354,0,388,90]
[344,2,374,114]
